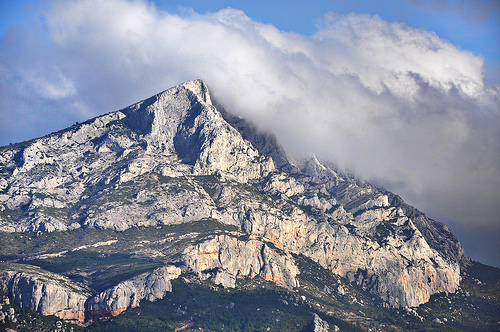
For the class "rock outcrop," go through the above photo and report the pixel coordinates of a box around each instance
[0,263,182,323]
[183,234,299,289]
[0,263,90,322]
[0,79,274,233]
[312,313,330,332]
[87,265,181,319]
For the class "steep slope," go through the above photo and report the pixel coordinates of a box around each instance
[0,80,273,232]
[217,102,468,267]
[0,262,91,322]
[0,80,471,321]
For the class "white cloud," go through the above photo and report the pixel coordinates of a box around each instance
[1,0,499,264]
[315,13,485,97]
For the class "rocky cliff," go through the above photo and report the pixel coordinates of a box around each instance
[86,265,181,319]
[0,263,182,323]
[0,80,470,320]
[0,263,90,322]
[183,234,299,289]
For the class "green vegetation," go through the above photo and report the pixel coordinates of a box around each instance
[28,251,163,293]
[87,277,361,332]
[0,218,237,259]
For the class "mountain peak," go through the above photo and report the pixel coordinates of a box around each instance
[119,80,275,180]
[178,79,212,105]
[120,79,212,140]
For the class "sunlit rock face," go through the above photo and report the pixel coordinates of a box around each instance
[183,234,299,289]
[0,263,181,322]
[0,80,468,316]
[86,266,182,320]
[0,263,91,322]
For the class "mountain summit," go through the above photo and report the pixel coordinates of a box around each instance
[1,80,492,330]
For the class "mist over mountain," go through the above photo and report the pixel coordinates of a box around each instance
[1,0,498,268]
[0,80,498,331]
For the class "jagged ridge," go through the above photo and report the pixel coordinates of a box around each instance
[0,80,469,320]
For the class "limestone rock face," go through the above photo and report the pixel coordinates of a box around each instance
[121,79,274,182]
[0,79,469,314]
[0,263,182,322]
[0,79,273,233]
[183,234,299,289]
[245,160,461,307]
[0,263,90,322]
[312,313,330,332]
[87,266,181,318]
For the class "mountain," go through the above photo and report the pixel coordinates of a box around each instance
[0,80,498,331]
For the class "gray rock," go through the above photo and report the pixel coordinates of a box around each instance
[0,263,181,322]
[183,234,299,289]
[312,313,330,332]
[212,270,236,288]
[0,263,90,321]
[87,265,181,318]
[432,317,443,324]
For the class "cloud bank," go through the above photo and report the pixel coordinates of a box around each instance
[1,0,499,265]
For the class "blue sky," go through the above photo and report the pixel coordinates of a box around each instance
[2,0,499,64]
[0,0,499,267]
